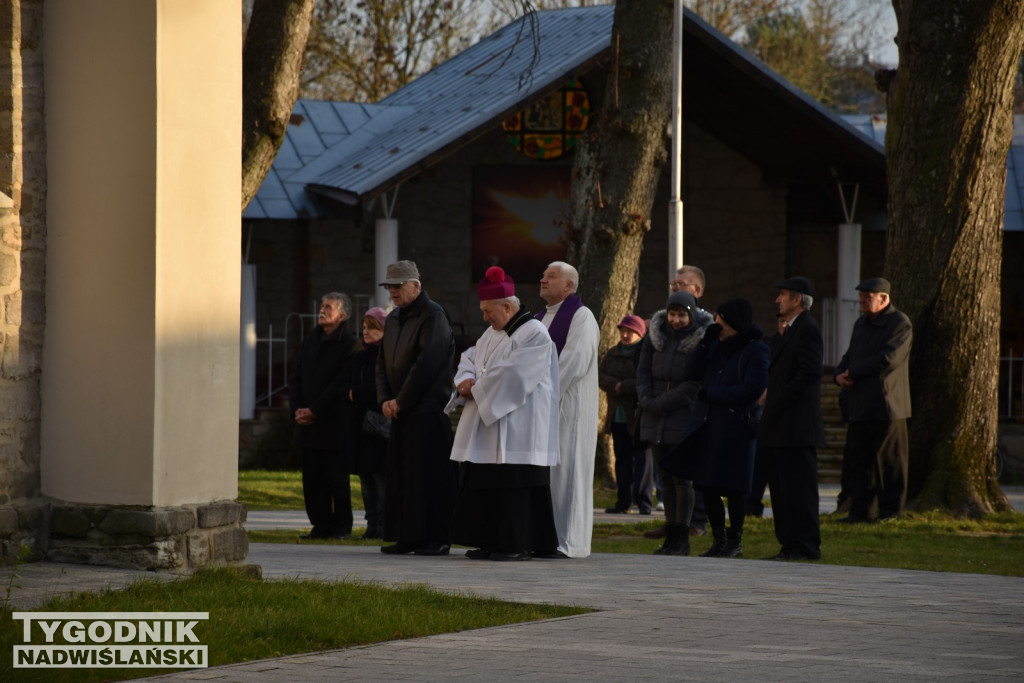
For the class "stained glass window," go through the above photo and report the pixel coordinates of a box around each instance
[502,79,590,160]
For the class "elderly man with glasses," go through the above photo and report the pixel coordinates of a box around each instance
[376,260,457,556]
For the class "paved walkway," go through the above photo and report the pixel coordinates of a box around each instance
[6,487,1023,682]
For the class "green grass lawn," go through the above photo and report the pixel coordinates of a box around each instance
[239,469,363,511]
[0,569,587,682]
[241,469,1024,576]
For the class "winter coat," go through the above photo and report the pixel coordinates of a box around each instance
[635,308,712,446]
[288,322,359,455]
[598,341,643,436]
[375,289,455,415]
[664,325,769,493]
[833,303,912,422]
[759,311,826,448]
[347,343,388,475]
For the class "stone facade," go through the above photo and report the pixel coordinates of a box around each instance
[0,0,46,557]
[46,500,248,571]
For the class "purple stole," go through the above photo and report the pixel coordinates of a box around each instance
[536,294,584,356]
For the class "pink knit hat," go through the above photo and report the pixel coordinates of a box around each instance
[477,266,515,300]
[363,306,389,328]
[618,314,646,337]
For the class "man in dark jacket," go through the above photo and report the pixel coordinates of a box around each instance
[289,292,359,539]
[376,260,457,555]
[834,277,913,522]
[759,277,825,560]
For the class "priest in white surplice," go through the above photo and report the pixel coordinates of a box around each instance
[446,266,561,561]
[536,261,600,558]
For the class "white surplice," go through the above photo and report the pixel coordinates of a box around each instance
[540,301,600,558]
[446,318,559,467]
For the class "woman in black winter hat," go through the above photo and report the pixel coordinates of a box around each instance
[661,297,769,558]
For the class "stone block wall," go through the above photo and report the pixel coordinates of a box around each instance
[0,1,46,552]
[45,500,248,572]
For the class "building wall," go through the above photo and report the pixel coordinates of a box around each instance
[0,1,46,516]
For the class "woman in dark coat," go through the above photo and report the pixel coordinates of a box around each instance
[664,297,769,558]
[636,290,711,555]
[347,307,390,539]
[598,314,651,514]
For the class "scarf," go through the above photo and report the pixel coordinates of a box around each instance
[536,293,584,355]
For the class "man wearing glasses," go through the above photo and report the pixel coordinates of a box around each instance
[376,260,457,556]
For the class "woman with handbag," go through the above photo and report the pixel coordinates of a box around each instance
[636,290,712,555]
[663,298,769,558]
[347,307,391,539]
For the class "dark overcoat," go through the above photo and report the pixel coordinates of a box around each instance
[346,343,388,475]
[635,309,709,446]
[758,311,825,448]
[598,341,642,436]
[374,289,457,544]
[664,326,769,493]
[288,322,358,455]
[833,304,913,422]
[375,290,455,414]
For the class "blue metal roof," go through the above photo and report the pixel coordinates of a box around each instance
[246,6,893,221]
[243,99,409,219]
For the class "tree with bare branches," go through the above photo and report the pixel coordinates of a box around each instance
[301,0,480,102]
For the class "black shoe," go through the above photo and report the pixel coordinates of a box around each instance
[414,542,451,556]
[836,515,871,524]
[768,551,820,561]
[638,507,653,515]
[380,542,417,554]
[465,548,492,560]
[643,524,667,539]
[604,506,629,514]
[300,529,329,540]
[490,551,532,561]
[532,549,569,559]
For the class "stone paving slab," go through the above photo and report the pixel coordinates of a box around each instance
[131,542,1024,682]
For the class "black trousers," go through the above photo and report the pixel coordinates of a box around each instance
[610,422,653,511]
[302,448,352,535]
[842,419,909,519]
[765,445,821,559]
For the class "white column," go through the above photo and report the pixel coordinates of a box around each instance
[375,218,399,308]
[836,223,862,360]
[42,0,240,506]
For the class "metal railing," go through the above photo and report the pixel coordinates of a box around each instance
[253,294,376,409]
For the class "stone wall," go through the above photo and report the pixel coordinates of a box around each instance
[0,0,46,557]
[46,500,248,571]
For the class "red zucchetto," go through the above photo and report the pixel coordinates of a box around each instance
[477,266,516,301]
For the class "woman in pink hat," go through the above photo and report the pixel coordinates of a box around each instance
[598,314,651,514]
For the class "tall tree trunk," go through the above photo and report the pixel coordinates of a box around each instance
[242,0,315,211]
[566,0,674,485]
[883,0,1024,515]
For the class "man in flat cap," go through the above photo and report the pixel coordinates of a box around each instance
[833,277,913,523]
[376,260,457,555]
[446,267,560,561]
[758,277,825,560]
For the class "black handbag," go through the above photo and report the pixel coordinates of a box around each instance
[361,411,392,440]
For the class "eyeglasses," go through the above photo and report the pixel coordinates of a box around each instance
[384,281,408,291]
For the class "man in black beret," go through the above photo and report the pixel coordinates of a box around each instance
[833,277,913,523]
[758,277,824,560]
